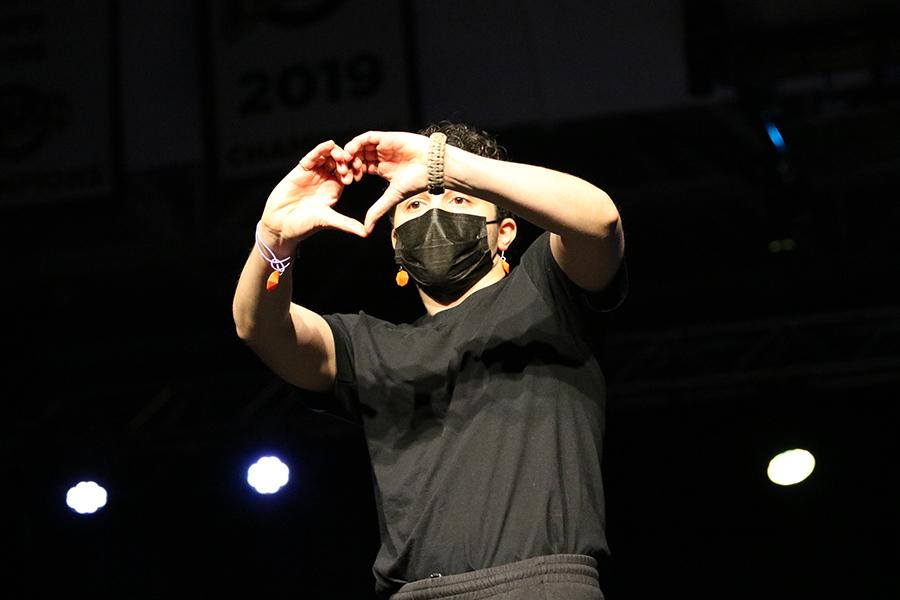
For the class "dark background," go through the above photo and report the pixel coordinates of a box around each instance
[3,1,899,598]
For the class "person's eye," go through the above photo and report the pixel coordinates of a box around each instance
[407,199,422,210]
[452,196,468,205]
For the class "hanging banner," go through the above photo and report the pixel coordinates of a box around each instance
[206,0,414,180]
[0,0,114,206]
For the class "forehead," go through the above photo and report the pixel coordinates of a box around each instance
[408,189,478,201]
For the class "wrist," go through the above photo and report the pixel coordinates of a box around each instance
[255,221,296,291]
[442,144,482,195]
[257,221,299,256]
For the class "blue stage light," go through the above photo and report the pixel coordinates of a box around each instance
[765,121,786,151]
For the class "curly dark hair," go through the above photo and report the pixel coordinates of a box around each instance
[389,121,515,223]
[417,121,508,162]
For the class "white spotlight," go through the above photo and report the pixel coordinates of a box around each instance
[767,448,816,486]
[247,456,290,494]
[66,481,108,514]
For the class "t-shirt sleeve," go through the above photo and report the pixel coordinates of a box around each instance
[519,231,628,316]
[299,312,363,425]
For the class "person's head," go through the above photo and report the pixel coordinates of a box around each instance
[390,121,518,303]
[391,121,517,248]
[389,121,515,229]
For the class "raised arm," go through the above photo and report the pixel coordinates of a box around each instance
[345,131,624,293]
[232,140,366,392]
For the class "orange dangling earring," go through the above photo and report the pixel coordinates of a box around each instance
[500,250,510,274]
[395,266,409,287]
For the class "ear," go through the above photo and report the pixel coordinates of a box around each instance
[391,227,398,250]
[497,217,517,252]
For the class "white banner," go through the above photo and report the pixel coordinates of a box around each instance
[207,0,414,180]
[0,0,114,206]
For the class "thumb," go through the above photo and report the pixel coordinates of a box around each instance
[322,207,368,238]
[364,185,406,233]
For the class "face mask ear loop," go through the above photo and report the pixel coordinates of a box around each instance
[485,217,508,273]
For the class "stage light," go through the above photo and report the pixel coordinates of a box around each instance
[764,121,786,152]
[767,448,815,486]
[768,238,797,253]
[66,481,108,514]
[247,456,290,494]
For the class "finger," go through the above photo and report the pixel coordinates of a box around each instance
[345,130,384,157]
[298,139,339,171]
[330,146,350,175]
[323,208,368,238]
[321,157,351,185]
[364,186,405,233]
[330,144,351,163]
[351,157,365,182]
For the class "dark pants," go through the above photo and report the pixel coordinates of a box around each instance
[389,554,604,600]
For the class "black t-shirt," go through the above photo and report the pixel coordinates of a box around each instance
[321,231,626,597]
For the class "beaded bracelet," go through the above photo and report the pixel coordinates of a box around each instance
[426,132,447,195]
[255,221,292,291]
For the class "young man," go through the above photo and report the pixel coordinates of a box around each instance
[232,122,626,599]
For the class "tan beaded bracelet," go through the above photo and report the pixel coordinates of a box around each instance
[426,132,447,195]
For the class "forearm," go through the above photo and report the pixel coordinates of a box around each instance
[444,147,620,239]
[232,240,296,343]
[232,240,337,391]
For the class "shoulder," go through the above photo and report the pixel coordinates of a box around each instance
[322,310,424,349]
[516,230,627,313]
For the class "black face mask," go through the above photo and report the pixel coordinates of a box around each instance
[394,208,499,302]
